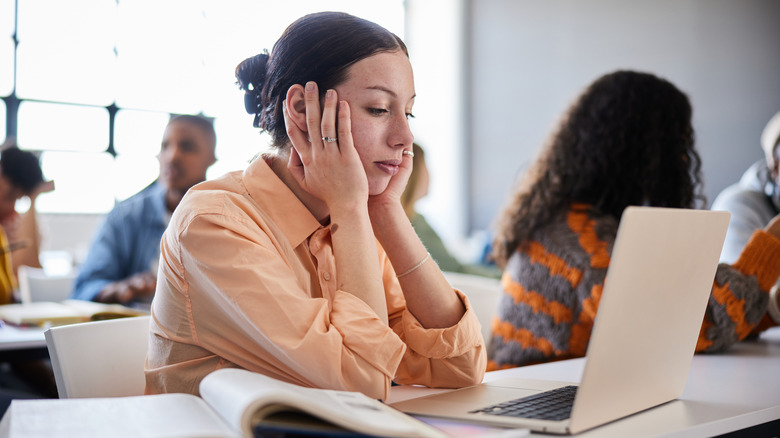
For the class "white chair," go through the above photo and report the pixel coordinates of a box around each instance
[44,315,151,398]
[443,271,502,344]
[17,265,77,304]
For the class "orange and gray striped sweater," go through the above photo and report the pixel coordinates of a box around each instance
[487,204,780,371]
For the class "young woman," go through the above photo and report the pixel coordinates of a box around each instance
[145,12,486,400]
[488,70,780,370]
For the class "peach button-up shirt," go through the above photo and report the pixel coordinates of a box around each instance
[145,157,486,400]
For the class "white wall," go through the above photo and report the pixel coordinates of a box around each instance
[468,0,780,231]
[35,1,780,263]
[37,213,104,268]
[405,0,473,256]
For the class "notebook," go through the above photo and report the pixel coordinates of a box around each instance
[392,206,730,435]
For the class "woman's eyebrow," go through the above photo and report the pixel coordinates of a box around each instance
[365,85,416,101]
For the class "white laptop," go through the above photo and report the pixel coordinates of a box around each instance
[392,207,730,435]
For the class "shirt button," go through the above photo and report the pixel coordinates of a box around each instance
[322,272,331,281]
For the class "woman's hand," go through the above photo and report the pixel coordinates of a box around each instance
[283,82,368,212]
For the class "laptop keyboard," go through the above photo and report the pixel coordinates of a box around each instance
[469,385,578,421]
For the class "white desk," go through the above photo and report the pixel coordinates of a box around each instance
[0,324,46,352]
[0,300,148,354]
[0,327,776,437]
[388,327,780,437]
[0,323,47,365]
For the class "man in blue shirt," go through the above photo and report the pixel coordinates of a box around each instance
[72,115,216,304]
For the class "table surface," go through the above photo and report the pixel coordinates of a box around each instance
[0,300,150,352]
[388,326,780,437]
[2,317,778,436]
[0,323,46,352]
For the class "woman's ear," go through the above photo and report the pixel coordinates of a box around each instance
[285,84,308,135]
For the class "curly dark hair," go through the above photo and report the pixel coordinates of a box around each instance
[491,70,705,267]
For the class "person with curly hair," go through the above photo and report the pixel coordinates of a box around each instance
[487,70,780,370]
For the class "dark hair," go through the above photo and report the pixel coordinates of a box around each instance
[0,142,44,194]
[168,114,217,152]
[235,11,408,148]
[492,70,704,267]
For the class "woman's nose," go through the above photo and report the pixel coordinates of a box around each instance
[390,114,414,148]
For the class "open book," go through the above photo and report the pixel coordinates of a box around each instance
[0,299,148,327]
[0,368,448,438]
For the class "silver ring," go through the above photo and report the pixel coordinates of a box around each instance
[322,137,338,143]
[403,150,415,158]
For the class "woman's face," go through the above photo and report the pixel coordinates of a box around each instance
[333,50,415,195]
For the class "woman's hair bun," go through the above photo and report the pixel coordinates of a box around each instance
[236,52,270,117]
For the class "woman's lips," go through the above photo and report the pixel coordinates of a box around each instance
[375,159,401,175]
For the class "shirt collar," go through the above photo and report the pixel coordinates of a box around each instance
[242,156,323,248]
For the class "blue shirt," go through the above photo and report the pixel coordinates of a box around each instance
[71,182,169,301]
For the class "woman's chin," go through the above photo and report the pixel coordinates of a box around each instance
[367,180,391,197]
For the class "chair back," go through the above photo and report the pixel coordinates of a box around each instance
[18,265,76,304]
[442,271,502,344]
[44,315,151,398]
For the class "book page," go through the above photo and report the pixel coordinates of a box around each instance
[3,394,238,438]
[0,302,85,326]
[0,300,146,326]
[200,368,447,438]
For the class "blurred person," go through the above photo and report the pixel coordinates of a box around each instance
[488,71,780,370]
[711,110,780,329]
[0,140,54,303]
[712,111,780,264]
[401,143,500,278]
[0,140,57,407]
[71,115,216,305]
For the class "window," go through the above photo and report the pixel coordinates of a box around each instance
[0,0,14,98]
[0,101,5,142]
[17,102,112,212]
[3,0,405,213]
[113,109,170,200]
[16,0,116,106]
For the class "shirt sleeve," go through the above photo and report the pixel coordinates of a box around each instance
[1,225,17,304]
[381,252,487,388]
[172,210,409,401]
[487,245,608,370]
[71,211,126,301]
[712,188,776,264]
[696,230,780,352]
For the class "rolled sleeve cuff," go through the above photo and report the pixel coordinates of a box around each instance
[330,289,406,378]
[400,289,484,359]
[733,230,780,291]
